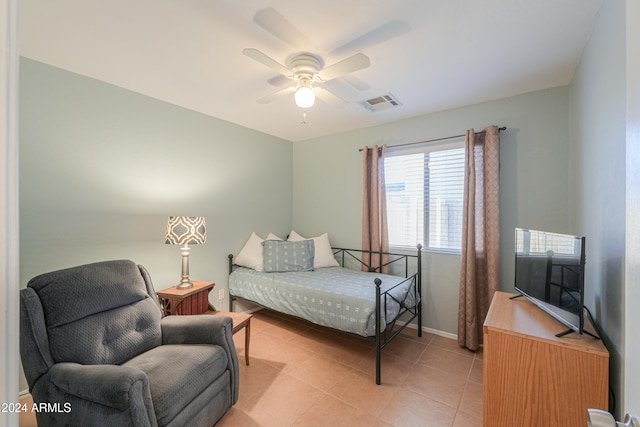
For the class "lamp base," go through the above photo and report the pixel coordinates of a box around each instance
[176,280,194,290]
[176,244,193,289]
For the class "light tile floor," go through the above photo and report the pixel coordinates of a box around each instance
[219,309,483,427]
[19,309,483,427]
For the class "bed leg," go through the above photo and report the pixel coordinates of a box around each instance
[375,278,382,385]
[418,300,423,338]
[417,276,423,338]
[417,244,423,338]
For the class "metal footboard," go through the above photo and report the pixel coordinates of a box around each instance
[332,246,422,384]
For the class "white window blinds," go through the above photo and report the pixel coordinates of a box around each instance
[384,140,465,252]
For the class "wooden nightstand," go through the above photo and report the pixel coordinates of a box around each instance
[157,281,215,316]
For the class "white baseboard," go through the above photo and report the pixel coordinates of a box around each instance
[403,322,458,340]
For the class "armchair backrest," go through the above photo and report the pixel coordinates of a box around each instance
[21,260,163,388]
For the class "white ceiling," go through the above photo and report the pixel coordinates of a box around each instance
[19,0,603,142]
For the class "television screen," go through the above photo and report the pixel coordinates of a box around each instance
[514,228,586,335]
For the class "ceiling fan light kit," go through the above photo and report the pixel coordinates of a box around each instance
[289,54,320,108]
[294,79,315,108]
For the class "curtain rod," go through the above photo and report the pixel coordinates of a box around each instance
[358,126,506,152]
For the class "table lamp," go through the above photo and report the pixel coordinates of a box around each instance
[165,216,206,289]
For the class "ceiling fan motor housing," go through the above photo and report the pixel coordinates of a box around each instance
[287,53,323,81]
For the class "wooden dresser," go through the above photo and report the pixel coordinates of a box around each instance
[483,291,609,427]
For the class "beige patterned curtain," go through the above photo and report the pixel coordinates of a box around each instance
[362,145,390,273]
[458,126,500,350]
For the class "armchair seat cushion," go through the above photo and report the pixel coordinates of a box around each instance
[122,344,229,425]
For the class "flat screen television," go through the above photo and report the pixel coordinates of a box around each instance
[514,228,587,337]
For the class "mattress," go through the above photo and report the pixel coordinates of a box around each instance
[229,266,418,336]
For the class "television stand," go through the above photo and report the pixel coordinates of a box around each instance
[483,291,609,427]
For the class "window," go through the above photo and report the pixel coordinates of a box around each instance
[384,141,465,252]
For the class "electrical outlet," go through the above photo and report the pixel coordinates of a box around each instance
[218,288,225,300]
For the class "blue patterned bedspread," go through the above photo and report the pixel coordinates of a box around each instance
[229,266,418,336]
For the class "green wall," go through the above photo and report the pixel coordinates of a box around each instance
[19,58,293,312]
[569,0,626,415]
[293,86,572,335]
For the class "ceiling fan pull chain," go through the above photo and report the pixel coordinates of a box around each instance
[301,110,308,125]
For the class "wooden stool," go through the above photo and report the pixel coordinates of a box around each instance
[208,311,253,365]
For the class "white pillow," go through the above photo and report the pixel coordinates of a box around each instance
[265,232,284,241]
[288,230,339,268]
[235,232,266,271]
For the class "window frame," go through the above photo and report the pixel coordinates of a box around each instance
[384,138,466,254]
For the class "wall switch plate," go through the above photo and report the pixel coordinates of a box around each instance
[218,289,224,300]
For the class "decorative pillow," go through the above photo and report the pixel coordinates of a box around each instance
[234,232,266,271]
[266,232,284,241]
[235,232,287,271]
[288,231,339,268]
[263,240,315,273]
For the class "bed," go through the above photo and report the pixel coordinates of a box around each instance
[227,234,422,385]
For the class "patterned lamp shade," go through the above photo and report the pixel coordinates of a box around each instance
[165,216,207,246]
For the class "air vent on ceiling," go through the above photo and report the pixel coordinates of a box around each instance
[360,93,402,112]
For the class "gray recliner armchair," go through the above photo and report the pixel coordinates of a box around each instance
[20,260,239,427]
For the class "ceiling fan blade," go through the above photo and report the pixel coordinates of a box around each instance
[331,20,411,56]
[340,75,371,91]
[314,87,346,106]
[257,86,296,104]
[317,53,370,82]
[243,48,292,77]
[268,74,290,87]
[253,8,313,50]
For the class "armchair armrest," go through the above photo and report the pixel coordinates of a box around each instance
[20,288,55,388]
[160,314,231,346]
[49,363,154,414]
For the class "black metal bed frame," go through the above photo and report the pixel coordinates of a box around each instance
[227,245,422,385]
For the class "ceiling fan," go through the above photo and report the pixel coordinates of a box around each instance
[243,47,370,108]
[243,8,410,109]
